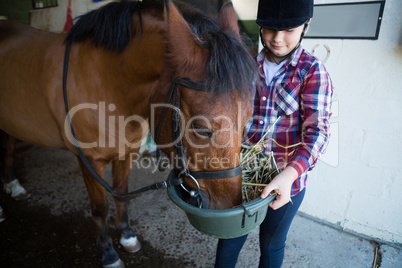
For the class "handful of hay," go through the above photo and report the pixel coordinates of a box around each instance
[241,117,282,203]
[241,145,280,203]
[240,117,302,202]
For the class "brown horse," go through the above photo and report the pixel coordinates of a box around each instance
[0,0,258,267]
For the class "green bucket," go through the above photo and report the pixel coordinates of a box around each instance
[167,171,275,239]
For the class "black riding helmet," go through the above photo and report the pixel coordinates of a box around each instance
[257,0,313,63]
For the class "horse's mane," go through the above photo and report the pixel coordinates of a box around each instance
[65,0,258,93]
[65,0,159,52]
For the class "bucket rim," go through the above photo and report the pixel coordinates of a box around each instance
[167,182,275,218]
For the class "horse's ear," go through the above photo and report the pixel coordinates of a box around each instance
[217,2,241,40]
[165,1,205,68]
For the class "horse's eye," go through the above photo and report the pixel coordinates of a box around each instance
[192,123,213,138]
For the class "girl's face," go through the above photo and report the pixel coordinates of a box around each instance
[261,24,306,62]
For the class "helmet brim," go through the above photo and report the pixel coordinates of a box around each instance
[257,17,310,31]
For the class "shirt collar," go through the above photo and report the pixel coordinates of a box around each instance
[289,45,304,67]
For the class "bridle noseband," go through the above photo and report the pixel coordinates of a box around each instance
[63,40,242,201]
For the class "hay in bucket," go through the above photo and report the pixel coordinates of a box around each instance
[240,117,302,202]
[241,147,280,202]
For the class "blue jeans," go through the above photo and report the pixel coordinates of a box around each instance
[215,188,305,268]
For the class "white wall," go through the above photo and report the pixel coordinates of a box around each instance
[301,0,402,246]
[30,0,113,32]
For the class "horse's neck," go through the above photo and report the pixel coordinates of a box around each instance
[68,24,169,119]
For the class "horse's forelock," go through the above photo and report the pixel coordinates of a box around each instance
[177,3,258,94]
[204,31,258,94]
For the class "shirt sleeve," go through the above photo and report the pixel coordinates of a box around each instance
[287,61,333,176]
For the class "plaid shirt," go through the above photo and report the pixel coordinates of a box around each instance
[245,46,333,197]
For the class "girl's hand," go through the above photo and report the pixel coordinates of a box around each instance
[260,166,298,210]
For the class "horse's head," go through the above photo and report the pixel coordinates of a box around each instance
[156,1,258,210]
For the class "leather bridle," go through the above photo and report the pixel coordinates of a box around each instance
[63,40,242,201]
[154,77,242,197]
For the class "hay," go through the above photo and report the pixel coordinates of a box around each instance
[240,117,297,202]
[241,148,281,202]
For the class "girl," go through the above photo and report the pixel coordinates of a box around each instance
[215,0,333,267]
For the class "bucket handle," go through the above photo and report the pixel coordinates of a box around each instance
[239,195,276,228]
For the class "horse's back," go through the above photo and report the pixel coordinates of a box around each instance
[0,21,66,148]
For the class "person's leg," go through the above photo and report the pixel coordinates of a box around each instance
[215,234,248,268]
[258,188,305,268]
